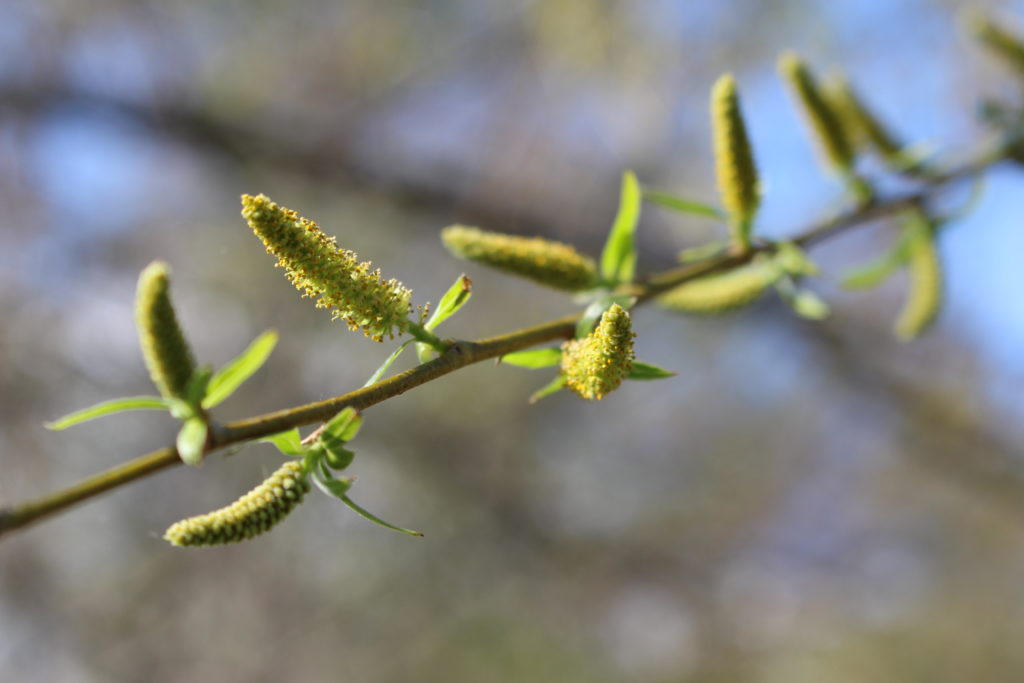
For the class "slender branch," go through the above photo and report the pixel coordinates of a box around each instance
[0,140,1012,538]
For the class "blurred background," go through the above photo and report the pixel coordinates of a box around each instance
[3,1,1024,681]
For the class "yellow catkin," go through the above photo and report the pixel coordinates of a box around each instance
[561,304,635,400]
[966,11,1024,77]
[711,74,760,245]
[778,52,855,173]
[135,261,197,400]
[895,218,942,341]
[825,74,902,159]
[441,225,598,292]
[241,194,413,342]
[658,261,781,314]
[164,461,310,547]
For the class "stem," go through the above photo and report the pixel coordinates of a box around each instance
[0,145,1012,539]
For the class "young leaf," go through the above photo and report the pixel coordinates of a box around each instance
[338,492,423,537]
[184,366,213,411]
[320,434,356,471]
[840,239,909,290]
[528,375,568,404]
[322,407,363,443]
[643,189,724,219]
[500,348,563,369]
[260,428,306,457]
[368,339,416,386]
[45,396,169,431]
[600,170,641,285]
[576,300,608,338]
[176,417,209,467]
[775,242,819,276]
[424,275,472,333]
[628,361,677,380]
[776,278,831,320]
[312,471,355,499]
[678,241,728,263]
[202,330,278,409]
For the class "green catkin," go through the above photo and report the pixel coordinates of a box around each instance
[825,74,903,159]
[778,52,855,174]
[966,11,1024,78]
[895,217,942,341]
[164,461,310,547]
[561,304,635,400]
[241,194,413,342]
[441,225,598,292]
[711,74,760,247]
[658,261,781,314]
[135,261,197,400]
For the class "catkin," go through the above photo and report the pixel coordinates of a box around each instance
[164,461,310,547]
[711,74,760,245]
[135,261,197,400]
[561,304,635,400]
[825,74,902,159]
[778,52,855,173]
[441,225,598,292]
[895,217,942,340]
[658,261,781,314]
[966,11,1024,77]
[241,194,413,341]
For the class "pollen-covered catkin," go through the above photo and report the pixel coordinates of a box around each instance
[241,194,413,341]
[658,261,781,314]
[895,217,942,341]
[778,52,855,173]
[441,225,598,292]
[561,304,635,400]
[135,261,197,400]
[711,74,760,245]
[164,461,310,547]
[825,75,902,159]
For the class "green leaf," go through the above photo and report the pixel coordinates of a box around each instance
[338,492,423,537]
[260,428,306,457]
[312,470,355,499]
[320,434,356,471]
[628,361,677,380]
[184,365,213,410]
[500,348,563,369]
[322,407,363,443]
[840,240,909,290]
[45,396,170,430]
[202,330,278,409]
[678,241,728,263]
[775,242,819,276]
[176,417,209,466]
[600,170,641,285]
[777,278,831,320]
[367,339,415,386]
[643,189,724,219]
[424,274,473,333]
[528,375,567,404]
[576,300,607,338]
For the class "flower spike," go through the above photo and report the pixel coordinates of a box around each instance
[711,74,760,248]
[241,194,413,341]
[561,304,636,400]
[135,261,197,401]
[778,52,855,174]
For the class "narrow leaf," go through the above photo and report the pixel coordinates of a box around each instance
[628,362,677,380]
[576,300,607,338]
[678,241,728,263]
[339,493,423,537]
[176,417,209,467]
[840,239,909,290]
[600,170,641,285]
[528,375,567,404]
[260,428,306,457]
[424,274,473,332]
[184,365,213,410]
[367,339,415,386]
[312,471,354,499]
[500,348,563,369]
[320,435,356,471]
[202,330,278,408]
[322,407,363,443]
[45,396,169,431]
[644,189,724,219]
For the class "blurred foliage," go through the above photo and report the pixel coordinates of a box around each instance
[2,0,1024,681]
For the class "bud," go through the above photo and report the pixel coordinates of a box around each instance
[895,216,942,340]
[441,225,598,292]
[241,194,413,341]
[135,261,197,400]
[711,74,760,245]
[778,52,855,173]
[561,304,635,400]
[164,461,310,547]
[658,261,781,314]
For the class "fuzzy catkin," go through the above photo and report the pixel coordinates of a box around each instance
[561,304,635,400]
[135,261,196,400]
[164,461,310,547]
[658,261,780,314]
[825,75,902,158]
[778,52,855,173]
[711,74,760,243]
[441,225,598,292]
[895,218,942,341]
[241,194,413,341]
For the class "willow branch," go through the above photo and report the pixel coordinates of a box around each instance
[0,140,1010,538]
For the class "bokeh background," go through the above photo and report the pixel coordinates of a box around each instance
[3,1,1024,681]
